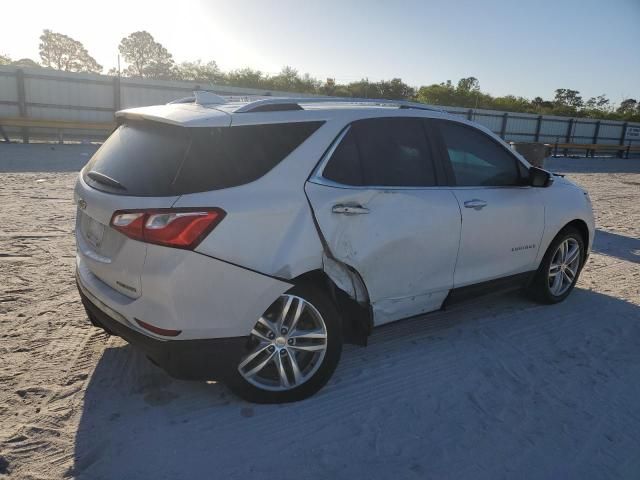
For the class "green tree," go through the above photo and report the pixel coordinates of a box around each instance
[342,78,414,99]
[583,94,612,118]
[269,66,321,93]
[456,76,480,93]
[532,96,544,107]
[38,29,102,73]
[553,88,583,114]
[617,98,637,115]
[345,79,374,98]
[492,95,534,113]
[320,77,337,95]
[416,81,458,106]
[270,66,300,91]
[530,96,554,113]
[12,58,41,68]
[585,94,610,110]
[177,60,223,84]
[118,31,175,79]
[319,78,350,97]
[0,53,11,65]
[299,72,322,93]
[377,78,415,99]
[225,68,267,89]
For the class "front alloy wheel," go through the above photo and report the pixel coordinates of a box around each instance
[230,285,342,403]
[548,238,581,296]
[528,226,585,304]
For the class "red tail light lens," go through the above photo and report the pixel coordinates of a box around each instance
[135,318,182,337]
[111,212,145,241]
[110,208,225,250]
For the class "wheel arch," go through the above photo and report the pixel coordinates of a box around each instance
[563,218,590,262]
[290,268,373,346]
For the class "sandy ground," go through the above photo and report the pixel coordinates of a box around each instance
[0,144,639,479]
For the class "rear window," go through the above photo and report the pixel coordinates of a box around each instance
[83,120,323,196]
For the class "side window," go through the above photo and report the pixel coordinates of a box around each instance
[322,129,363,186]
[437,121,522,187]
[322,117,438,187]
[354,118,437,187]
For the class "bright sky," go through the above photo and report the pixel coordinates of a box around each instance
[2,0,639,102]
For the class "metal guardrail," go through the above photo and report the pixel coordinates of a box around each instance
[0,66,638,153]
[549,142,640,158]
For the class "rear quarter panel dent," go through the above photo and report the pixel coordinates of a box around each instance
[140,245,292,338]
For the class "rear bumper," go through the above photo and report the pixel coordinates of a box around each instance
[77,279,247,381]
[75,248,292,340]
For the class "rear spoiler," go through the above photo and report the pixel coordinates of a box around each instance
[115,103,231,128]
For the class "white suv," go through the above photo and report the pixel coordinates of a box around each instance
[75,95,595,403]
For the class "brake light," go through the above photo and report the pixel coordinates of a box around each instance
[110,208,225,249]
[111,212,145,241]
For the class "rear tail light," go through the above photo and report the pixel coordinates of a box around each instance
[110,208,225,250]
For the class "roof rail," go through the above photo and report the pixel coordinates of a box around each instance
[166,92,446,113]
[168,95,195,104]
[234,97,444,113]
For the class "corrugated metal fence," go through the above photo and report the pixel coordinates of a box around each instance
[1,65,639,153]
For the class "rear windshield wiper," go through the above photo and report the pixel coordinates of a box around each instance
[87,171,127,191]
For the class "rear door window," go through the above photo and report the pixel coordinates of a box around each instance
[84,120,323,196]
[321,129,363,185]
[322,117,438,187]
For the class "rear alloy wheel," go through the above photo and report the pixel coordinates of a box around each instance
[528,226,585,304]
[229,285,342,403]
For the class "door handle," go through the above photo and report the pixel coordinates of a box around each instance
[464,199,487,210]
[332,204,370,215]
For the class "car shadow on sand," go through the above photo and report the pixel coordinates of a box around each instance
[71,288,640,480]
[546,156,640,174]
[592,229,640,264]
[0,144,99,173]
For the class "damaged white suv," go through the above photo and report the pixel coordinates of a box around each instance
[75,94,594,403]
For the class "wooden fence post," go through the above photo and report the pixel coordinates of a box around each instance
[500,112,508,139]
[619,122,628,158]
[16,69,29,144]
[113,76,121,112]
[534,115,542,142]
[592,120,600,145]
[563,118,574,157]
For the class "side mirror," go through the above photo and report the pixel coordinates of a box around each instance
[529,166,553,187]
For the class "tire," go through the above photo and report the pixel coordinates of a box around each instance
[528,226,585,304]
[227,283,343,403]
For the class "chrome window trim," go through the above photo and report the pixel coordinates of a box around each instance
[309,175,532,191]
[310,125,352,184]
[310,122,445,191]
[309,122,534,192]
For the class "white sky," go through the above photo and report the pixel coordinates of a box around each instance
[2,0,639,101]
[1,0,283,75]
